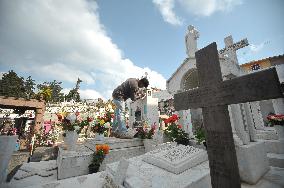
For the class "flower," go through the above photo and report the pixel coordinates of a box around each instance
[57,113,89,134]
[267,114,284,126]
[91,113,113,134]
[164,114,189,145]
[164,114,179,124]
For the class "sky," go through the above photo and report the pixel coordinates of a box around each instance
[0,0,283,100]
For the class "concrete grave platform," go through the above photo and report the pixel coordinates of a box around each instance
[142,145,208,174]
[106,155,211,188]
[84,137,144,150]
[57,137,145,180]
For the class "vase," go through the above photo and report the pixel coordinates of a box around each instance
[95,133,104,141]
[0,135,18,183]
[274,125,284,141]
[63,131,79,151]
[143,139,155,153]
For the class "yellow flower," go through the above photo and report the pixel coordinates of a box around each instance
[99,119,105,125]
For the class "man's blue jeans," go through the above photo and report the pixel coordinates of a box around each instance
[112,99,127,133]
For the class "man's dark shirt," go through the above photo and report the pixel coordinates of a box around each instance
[112,78,139,101]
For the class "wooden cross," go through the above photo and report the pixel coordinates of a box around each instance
[174,42,283,188]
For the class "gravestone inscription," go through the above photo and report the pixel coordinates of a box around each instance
[174,42,283,188]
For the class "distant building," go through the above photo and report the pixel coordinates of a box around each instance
[240,54,284,74]
[240,54,284,125]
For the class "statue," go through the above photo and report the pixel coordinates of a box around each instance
[185,25,199,58]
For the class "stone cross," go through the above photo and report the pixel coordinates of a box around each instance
[174,42,283,188]
[219,35,249,63]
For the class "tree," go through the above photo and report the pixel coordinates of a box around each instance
[0,70,25,98]
[24,76,36,99]
[37,80,64,102]
[65,78,82,102]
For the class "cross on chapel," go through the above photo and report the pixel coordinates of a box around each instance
[219,35,249,63]
[174,42,283,188]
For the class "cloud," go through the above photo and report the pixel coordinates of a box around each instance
[79,89,104,100]
[178,0,242,17]
[249,43,265,53]
[153,0,183,25]
[153,0,242,25]
[0,0,166,99]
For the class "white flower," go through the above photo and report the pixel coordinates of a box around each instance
[74,126,80,131]
[104,122,111,128]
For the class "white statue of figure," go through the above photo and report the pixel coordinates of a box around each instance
[185,25,199,58]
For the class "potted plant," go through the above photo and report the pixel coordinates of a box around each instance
[57,112,88,150]
[164,114,190,145]
[0,117,18,183]
[134,125,156,152]
[88,144,110,173]
[267,114,284,141]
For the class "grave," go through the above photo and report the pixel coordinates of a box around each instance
[174,42,283,187]
[56,137,145,180]
[105,143,211,188]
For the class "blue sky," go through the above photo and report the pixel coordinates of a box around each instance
[0,0,283,100]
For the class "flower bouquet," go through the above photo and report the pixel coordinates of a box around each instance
[267,114,284,126]
[91,113,113,135]
[88,144,110,173]
[57,112,89,150]
[164,114,189,145]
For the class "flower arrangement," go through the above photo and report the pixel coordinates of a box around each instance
[91,112,113,134]
[134,126,155,139]
[0,117,17,136]
[57,112,90,135]
[164,114,189,145]
[267,114,284,126]
[88,144,110,173]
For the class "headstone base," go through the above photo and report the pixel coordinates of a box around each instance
[256,128,278,140]
[236,141,269,184]
[106,155,211,188]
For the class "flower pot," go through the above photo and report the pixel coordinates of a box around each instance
[63,131,79,151]
[143,139,155,153]
[274,125,284,141]
[95,133,104,141]
[0,135,18,183]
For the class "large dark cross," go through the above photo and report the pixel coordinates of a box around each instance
[174,42,283,188]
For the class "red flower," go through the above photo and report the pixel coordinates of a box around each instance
[178,125,182,129]
[164,114,179,124]
[57,114,63,121]
[87,117,93,122]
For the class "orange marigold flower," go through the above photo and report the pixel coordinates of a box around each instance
[96,144,103,151]
[102,144,110,154]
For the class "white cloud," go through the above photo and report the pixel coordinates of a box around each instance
[178,0,242,16]
[0,0,166,99]
[79,89,104,100]
[153,0,183,25]
[249,43,265,53]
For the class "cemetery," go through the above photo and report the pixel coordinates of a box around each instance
[1,24,284,188]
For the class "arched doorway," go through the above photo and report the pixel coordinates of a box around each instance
[181,69,203,134]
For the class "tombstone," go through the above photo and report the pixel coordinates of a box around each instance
[174,42,283,187]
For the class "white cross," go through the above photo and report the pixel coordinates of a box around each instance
[219,35,249,64]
